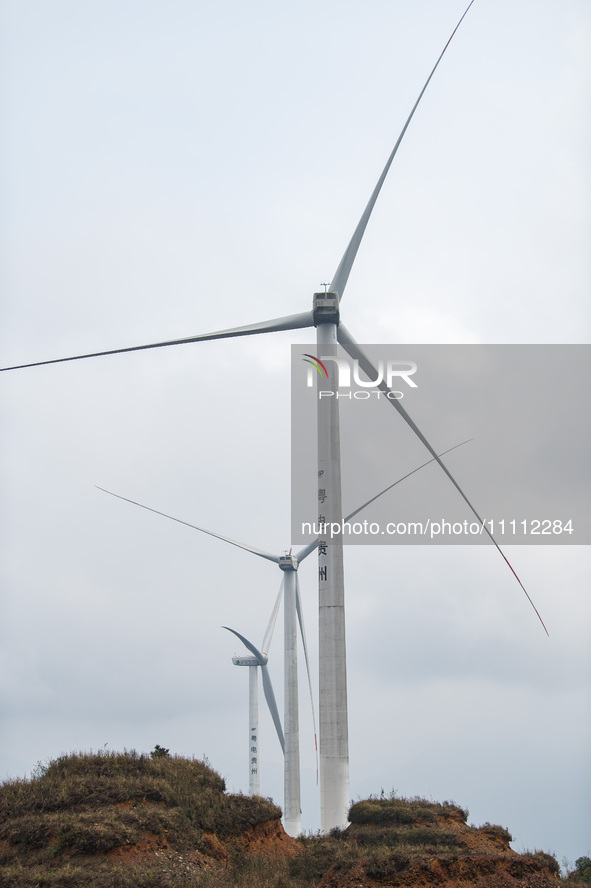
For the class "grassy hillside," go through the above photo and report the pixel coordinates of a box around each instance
[0,748,283,886]
[0,749,583,888]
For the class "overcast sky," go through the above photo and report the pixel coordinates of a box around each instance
[1,0,590,869]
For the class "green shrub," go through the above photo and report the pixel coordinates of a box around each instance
[215,792,281,836]
[328,825,348,840]
[576,856,591,882]
[150,745,170,759]
[364,847,411,878]
[288,837,358,883]
[477,822,513,843]
[349,799,421,825]
[348,795,467,826]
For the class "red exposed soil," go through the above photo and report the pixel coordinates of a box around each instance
[102,810,300,867]
[234,818,302,858]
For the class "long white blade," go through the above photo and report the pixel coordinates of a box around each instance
[344,439,472,523]
[261,664,286,754]
[294,439,471,564]
[223,626,267,665]
[1,311,314,372]
[261,579,284,658]
[330,0,477,300]
[295,573,319,784]
[96,487,280,564]
[337,325,549,636]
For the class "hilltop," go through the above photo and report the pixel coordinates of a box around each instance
[0,749,583,887]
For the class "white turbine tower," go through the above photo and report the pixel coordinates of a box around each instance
[224,585,285,797]
[1,0,549,833]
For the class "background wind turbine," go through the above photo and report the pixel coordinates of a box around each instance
[224,589,285,797]
[1,0,588,859]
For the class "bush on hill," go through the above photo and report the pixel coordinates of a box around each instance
[348,795,468,826]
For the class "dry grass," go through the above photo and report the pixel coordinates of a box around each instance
[0,749,281,883]
[348,794,468,826]
[0,753,567,888]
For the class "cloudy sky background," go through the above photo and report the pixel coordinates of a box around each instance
[1,0,590,868]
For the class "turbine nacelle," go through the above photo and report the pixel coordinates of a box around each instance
[232,655,262,667]
[312,291,339,326]
[278,553,298,572]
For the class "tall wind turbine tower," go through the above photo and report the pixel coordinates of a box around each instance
[313,291,348,829]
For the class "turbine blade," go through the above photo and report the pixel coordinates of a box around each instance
[294,540,319,564]
[295,574,319,785]
[337,325,549,636]
[344,439,473,523]
[294,439,472,564]
[330,0,477,300]
[1,311,314,372]
[261,579,284,658]
[223,626,267,665]
[261,664,285,754]
[96,487,280,564]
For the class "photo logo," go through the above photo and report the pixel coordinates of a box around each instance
[303,355,418,389]
[302,354,328,377]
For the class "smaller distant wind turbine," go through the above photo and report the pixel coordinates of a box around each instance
[224,583,285,796]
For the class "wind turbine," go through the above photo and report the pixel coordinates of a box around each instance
[224,583,285,798]
[0,0,548,833]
